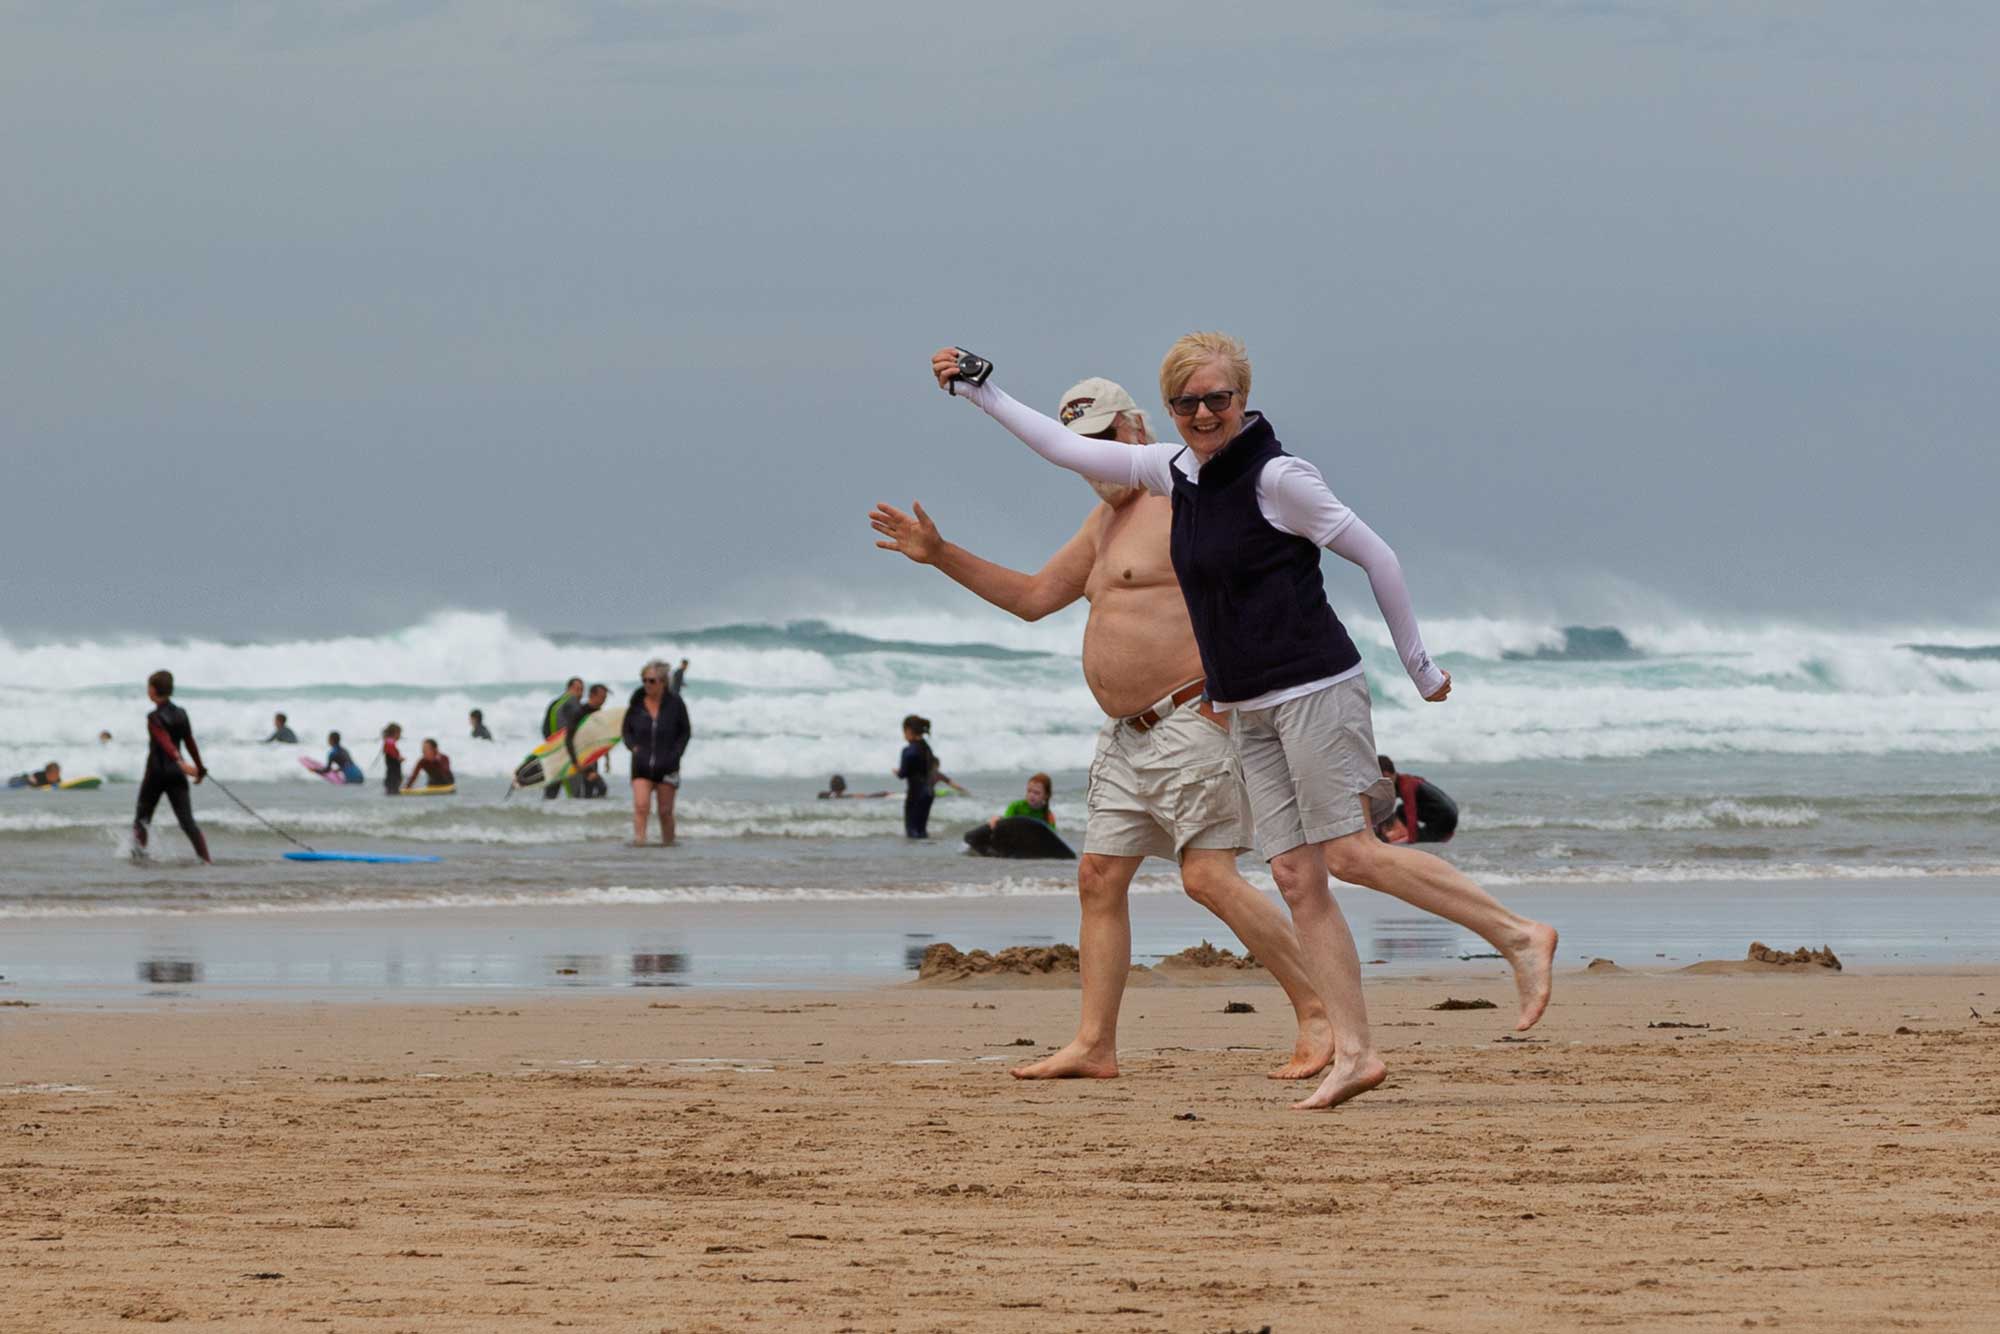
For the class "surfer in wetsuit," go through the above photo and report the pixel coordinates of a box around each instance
[896,715,942,838]
[404,739,456,791]
[541,678,584,796]
[547,683,608,799]
[320,732,364,784]
[380,723,404,795]
[266,712,297,744]
[819,774,892,800]
[991,772,1056,830]
[8,762,62,789]
[133,670,210,864]
[469,709,493,741]
[543,678,583,737]
[1374,755,1459,844]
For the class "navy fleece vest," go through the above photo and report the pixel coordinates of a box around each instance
[1168,415,1361,703]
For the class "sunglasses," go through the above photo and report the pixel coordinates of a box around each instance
[1167,389,1239,417]
[642,677,662,684]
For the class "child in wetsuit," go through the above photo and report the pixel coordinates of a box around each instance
[896,715,939,838]
[134,670,211,864]
[321,732,364,783]
[381,724,404,795]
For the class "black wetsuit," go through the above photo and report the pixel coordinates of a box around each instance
[897,739,936,839]
[470,721,493,741]
[544,698,598,798]
[1380,775,1459,844]
[135,701,210,862]
[266,726,298,744]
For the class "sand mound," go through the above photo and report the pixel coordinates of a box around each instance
[1748,942,1842,970]
[917,942,1080,983]
[1157,940,1263,971]
[1585,958,1627,973]
[1682,942,1843,975]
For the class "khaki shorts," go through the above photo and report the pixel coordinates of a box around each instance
[1083,703,1252,862]
[1234,675,1395,862]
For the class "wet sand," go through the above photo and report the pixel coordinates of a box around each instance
[4,965,1998,1331]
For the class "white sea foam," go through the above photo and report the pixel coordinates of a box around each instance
[1462,799,1825,834]
[3,608,1998,781]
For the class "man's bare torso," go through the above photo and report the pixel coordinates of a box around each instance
[1079,495,1207,718]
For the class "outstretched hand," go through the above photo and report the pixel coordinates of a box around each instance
[1424,670,1453,703]
[930,346,962,391]
[870,501,943,564]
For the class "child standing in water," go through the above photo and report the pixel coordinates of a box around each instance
[134,670,210,864]
[896,716,937,838]
[380,724,404,795]
[895,716,966,839]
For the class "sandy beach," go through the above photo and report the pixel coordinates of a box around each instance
[5,963,1997,1331]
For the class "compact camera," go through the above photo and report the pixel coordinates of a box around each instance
[947,347,993,395]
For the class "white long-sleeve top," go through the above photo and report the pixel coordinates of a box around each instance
[956,380,1447,707]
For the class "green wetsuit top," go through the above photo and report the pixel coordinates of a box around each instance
[1000,800,1054,828]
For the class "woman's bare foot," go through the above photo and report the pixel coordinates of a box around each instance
[1267,1015,1336,1080]
[1290,1053,1387,1110]
[1508,921,1559,1031]
[1011,1039,1118,1080]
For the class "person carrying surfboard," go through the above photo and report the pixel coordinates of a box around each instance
[540,678,584,796]
[133,669,211,865]
[546,684,608,799]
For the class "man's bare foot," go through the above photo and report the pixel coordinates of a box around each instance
[1290,1053,1387,1110]
[1508,921,1559,1031]
[1010,1040,1118,1080]
[1267,1015,1336,1080]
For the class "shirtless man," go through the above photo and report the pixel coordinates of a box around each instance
[871,377,1335,1080]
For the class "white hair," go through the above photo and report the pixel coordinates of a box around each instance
[641,658,673,684]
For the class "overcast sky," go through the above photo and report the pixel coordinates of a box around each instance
[4,1,1996,639]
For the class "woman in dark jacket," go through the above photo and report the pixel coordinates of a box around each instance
[624,658,690,845]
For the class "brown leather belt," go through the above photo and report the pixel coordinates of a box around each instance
[1124,680,1206,733]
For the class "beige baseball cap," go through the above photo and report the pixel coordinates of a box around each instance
[1056,377,1140,436]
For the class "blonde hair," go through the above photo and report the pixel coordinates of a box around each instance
[1159,331,1251,403]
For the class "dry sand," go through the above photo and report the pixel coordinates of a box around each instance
[4,965,1998,1331]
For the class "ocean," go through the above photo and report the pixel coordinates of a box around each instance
[2,609,1996,994]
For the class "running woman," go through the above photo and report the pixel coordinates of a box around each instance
[932,335,1557,1110]
[134,670,211,864]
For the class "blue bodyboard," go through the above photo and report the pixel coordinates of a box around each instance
[284,851,442,864]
